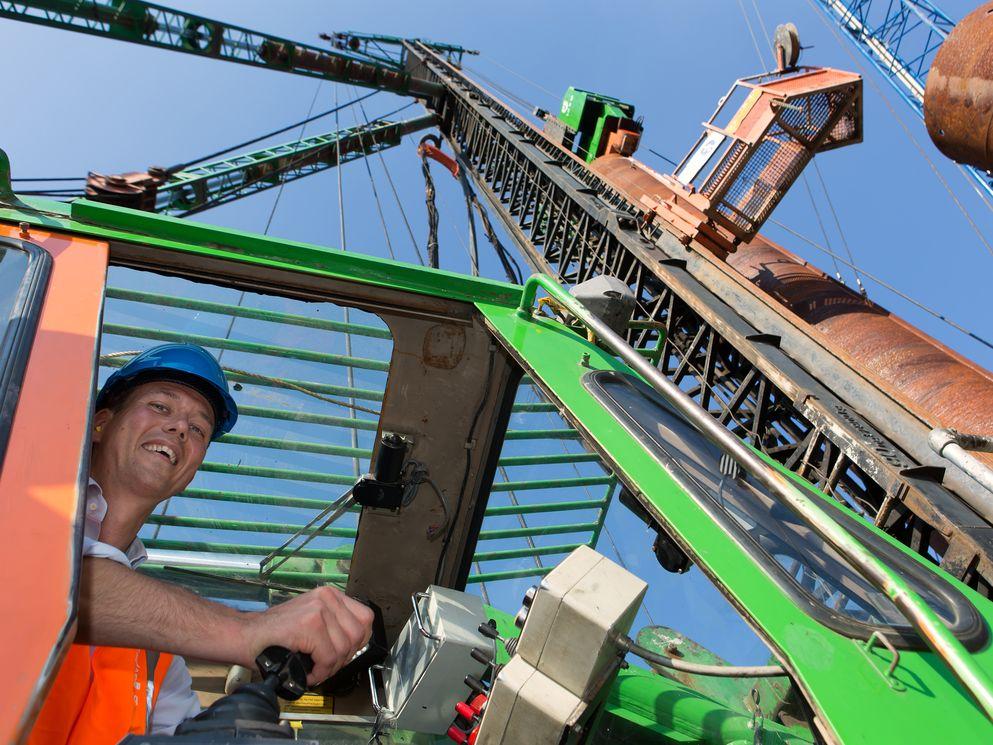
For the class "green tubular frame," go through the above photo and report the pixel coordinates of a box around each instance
[154,115,436,217]
[7,189,993,738]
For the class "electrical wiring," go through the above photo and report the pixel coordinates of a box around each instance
[435,343,496,584]
[618,635,787,678]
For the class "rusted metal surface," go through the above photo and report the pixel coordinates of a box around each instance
[591,153,993,474]
[85,169,166,211]
[650,66,861,256]
[925,1,993,170]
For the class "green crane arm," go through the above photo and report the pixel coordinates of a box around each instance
[84,114,437,216]
[322,31,477,68]
[0,0,444,96]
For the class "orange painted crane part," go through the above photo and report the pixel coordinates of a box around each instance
[589,153,993,474]
[0,225,108,744]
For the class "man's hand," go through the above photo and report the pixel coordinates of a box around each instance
[79,558,375,686]
[239,586,375,685]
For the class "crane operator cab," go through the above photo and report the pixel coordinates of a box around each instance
[2,194,993,744]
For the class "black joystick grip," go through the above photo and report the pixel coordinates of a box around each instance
[255,646,314,701]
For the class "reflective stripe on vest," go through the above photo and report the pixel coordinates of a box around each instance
[27,645,174,744]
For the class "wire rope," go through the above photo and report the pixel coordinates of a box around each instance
[768,218,993,353]
[804,0,993,260]
[801,172,845,282]
[479,55,558,98]
[735,0,769,72]
[354,98,426,266]
[347,88,396,261]
[811,159,867,296]
[333,84,361,479]
[167,90,381,173]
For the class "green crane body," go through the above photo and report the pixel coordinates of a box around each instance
[2,180,993,741]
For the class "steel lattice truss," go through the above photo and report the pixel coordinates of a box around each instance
[405,42,993,596]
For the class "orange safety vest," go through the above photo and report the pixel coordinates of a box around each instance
[27,644,174,744]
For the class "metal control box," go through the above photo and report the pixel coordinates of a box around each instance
[382,585,492,735]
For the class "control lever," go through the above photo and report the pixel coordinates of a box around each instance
[321,599,388,696]
[170,646,313,740]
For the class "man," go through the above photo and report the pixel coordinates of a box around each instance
[30,343,374,742]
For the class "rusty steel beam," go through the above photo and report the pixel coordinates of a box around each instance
[404,41,993,595]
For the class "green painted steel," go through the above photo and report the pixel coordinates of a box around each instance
[218,433,370,460]
[467,566,555,584]
[143,538,353,561]
[476,522,600,541]
[483,499,606,517]
[106,287,393,339]
[0,1,443,96]
[4,179,992,737]
[180,489,350,512]
[146,513,358,537]
[154,116,435,216]
[516,273,993,721]
[236,406,381,430]
[472,543,584,562]
[66,199,524,308]
[102,349,385,403]
[478,297,993,741]
[103,323,391,372]
[142,564,347,586]
[503,428,580,440]
[556,87,639,163]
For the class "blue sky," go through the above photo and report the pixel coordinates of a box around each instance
[3,1,991,667]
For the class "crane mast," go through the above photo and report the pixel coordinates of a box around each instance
[403,40,993,593]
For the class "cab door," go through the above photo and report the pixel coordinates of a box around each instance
[0,225,108,743]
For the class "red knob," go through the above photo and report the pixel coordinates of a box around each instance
[468,727,479,745]
[470,693,488,714]
[455,702,476,722]
[447,724,468,744]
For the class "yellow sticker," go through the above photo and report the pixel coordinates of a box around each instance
[282,692,334,713]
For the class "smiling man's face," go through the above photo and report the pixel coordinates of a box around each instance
[90,380,216,507]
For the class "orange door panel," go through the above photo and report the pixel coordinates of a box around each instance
[0,225,108,743]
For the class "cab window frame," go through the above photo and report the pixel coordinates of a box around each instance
[0,237,52,469]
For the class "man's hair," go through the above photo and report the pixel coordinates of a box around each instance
[98,373,220,430]
[97,384,135,414]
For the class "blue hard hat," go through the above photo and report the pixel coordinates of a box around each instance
[96,343,238,439]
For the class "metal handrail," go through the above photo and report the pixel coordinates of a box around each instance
[516,273,993,720]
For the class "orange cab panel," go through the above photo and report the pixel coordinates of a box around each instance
[0,225,108,743]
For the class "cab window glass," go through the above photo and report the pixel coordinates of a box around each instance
[588,370,985,648]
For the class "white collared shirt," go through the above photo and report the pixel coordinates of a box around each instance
[84,479,201,734]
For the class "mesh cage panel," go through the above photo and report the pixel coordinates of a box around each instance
[702,86,856,237]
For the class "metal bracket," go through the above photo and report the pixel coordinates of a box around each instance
[411,591,442,642]
[857,632,906,692]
